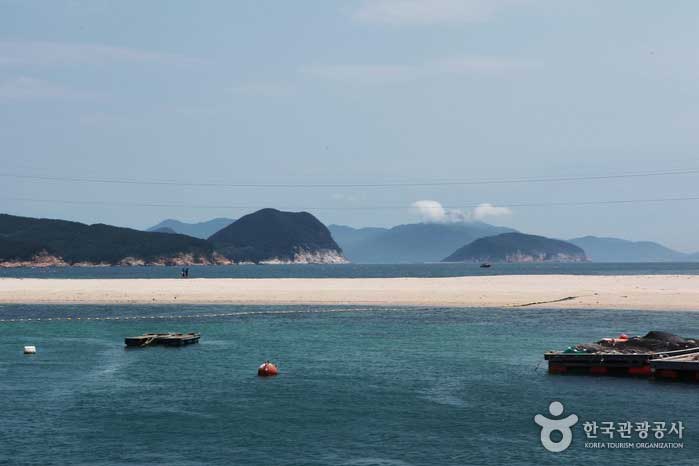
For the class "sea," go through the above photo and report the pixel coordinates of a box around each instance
[1,261,699,279]
[1,263,698,466]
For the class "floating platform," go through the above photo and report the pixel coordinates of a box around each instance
[124,333,200,348]
[545,347,699,377]
[545,331,699,379]
[651,353,699,381]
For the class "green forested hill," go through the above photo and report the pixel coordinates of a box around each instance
[0,214,214,264]
[209,208,344,263]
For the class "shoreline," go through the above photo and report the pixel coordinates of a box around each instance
[0,275,698,310]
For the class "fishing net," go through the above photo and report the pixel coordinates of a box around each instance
[573,331,698,354]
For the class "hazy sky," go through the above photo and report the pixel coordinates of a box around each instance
[2,1,699,251]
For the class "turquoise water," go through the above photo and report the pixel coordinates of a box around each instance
[1,305,697,465]
[1,262,699,279]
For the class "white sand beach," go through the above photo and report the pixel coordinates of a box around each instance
[0,275,698,310]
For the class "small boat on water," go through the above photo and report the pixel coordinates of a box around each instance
[124,333,200,348]
[480,263,492,268]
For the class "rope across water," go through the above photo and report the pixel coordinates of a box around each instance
[0,306,423,323]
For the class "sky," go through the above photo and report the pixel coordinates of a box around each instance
[1,0,699,251]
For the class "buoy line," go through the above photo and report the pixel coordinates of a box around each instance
[0,306,432,323]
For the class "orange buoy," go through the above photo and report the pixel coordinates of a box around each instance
[257,361,278,377]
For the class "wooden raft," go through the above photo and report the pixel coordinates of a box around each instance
[124,333,200,348]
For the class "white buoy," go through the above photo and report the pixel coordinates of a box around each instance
[23,346,36,354]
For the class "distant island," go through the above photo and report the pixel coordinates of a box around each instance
[0,209,346,267]
[443,232,587,263]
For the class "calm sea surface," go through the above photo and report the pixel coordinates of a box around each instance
[1,304,698,466]
[1,262,699,279]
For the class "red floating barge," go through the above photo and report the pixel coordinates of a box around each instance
[544,331,699,380]
[545,347,699,377]
[650,353,699,381]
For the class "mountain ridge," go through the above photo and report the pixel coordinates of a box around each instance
[0,213,220,266]
[568,235,696,262]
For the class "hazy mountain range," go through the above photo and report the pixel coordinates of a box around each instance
[327,222,514,263]
[568,236,699,262]
[328,224,698,263]
[2,211,698,267]
[147,218,235,239]
[147,217,699,264]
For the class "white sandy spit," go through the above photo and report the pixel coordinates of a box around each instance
[0,275,698,311]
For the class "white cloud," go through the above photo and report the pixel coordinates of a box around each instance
[0,41,200,67]
[354,0,520,25]
[301,56,534,85]
[472,202,512,220]
[412,200,512,223]
[0,76,97,100]
[412,200,467,223]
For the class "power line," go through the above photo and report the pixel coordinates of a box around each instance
[5,195,699,211]
[1,167,699,188]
